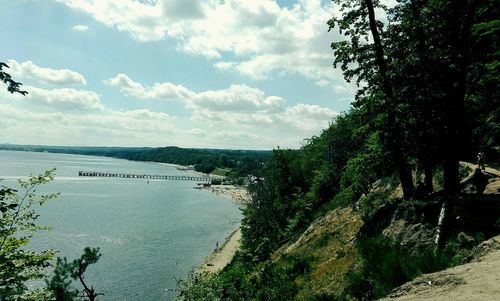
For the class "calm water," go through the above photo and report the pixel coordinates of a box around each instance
[0,150,241,300]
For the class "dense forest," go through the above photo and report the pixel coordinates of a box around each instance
[1,0,499,300]
[124,147,270,177]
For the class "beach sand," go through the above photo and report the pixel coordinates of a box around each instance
[198,185,249,274]
[203,184,250,204]
[156,162,247,274]
[199,228,242,274]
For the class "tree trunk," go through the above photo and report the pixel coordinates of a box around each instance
[365,0,414,198]
[396,151,415,198]
[444,158,460,195]
[443,0,475,196]
[434,199,447,254]
[424,161,434,194]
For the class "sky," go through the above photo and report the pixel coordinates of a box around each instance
[0,0,357,150]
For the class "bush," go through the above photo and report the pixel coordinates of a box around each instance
[0,169,59,300]
[345,236,454,300]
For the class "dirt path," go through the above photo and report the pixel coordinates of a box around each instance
[380,236,500,301]
[461,161,500,177]
[199,228,241,274]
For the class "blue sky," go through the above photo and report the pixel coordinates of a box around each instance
[0,0,355,149]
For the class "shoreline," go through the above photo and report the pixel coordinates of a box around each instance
[155,162,247,274]
[197,185,249,274]
[202,184,250,204]
[199,227,242,274]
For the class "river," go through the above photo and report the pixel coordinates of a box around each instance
[0,150,242,300]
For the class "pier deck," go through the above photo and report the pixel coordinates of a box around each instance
[78,171,211,182]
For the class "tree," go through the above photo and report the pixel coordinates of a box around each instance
[47,247,103,301]
[0,169,59,300]
[0,62,28,95]
[328,0,415,199]
[329,0,496,198]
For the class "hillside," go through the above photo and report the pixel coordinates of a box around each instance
[177,161,500,300]
[273,207,364,299]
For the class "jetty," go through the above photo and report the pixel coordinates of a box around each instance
[78,171,211,182]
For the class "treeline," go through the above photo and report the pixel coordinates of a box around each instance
[124,147,270,176]
[178,0,498,300]
[0,144,151,158]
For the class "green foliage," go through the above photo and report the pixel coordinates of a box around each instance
[177,253,312,301]
[254,259,304,301]
[47,247,103,301]
[346,236,454,300]
[175,258,255,301]
[46,258,79,301]
[175,269,223,301]
[126,147,270,177]
[328,0,499,197]
[0,169,59,300]
[210,178,222,185]
[0,62,28,95]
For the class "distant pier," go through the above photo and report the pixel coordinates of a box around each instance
[78,171,211,182]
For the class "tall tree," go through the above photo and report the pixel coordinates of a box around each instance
[328,0,415,198]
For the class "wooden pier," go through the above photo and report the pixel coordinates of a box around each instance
[78,171,211,182]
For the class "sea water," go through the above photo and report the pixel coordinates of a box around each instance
[0,150,242,300]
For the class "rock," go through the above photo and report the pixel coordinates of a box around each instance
[456,232,475,248]
[470,235,500,262]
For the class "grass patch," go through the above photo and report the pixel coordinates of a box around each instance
[345,235,455,300]
[211,168,230,177]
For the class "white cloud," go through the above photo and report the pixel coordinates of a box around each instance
[105,74,284,114]
[280,103,337,131]
[105,73,336,136]
[1,85,103,111]
[0,103,175,147]
[315,79,330,87]
[191,84,284,113]
[55,0,348,89]
[6,59,87,86]
[58,0,171,41]
[105,74,194,100]
[72,24,89,31]
[187,128,206,137]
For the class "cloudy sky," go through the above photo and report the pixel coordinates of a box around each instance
[0,0,356,149]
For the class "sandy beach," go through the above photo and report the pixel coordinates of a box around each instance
[203,184,250,204]
[199,228,242,274]
[198,185,249,274]
[156,162,247,274]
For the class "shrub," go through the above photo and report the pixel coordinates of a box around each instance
[345,236,454,300]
